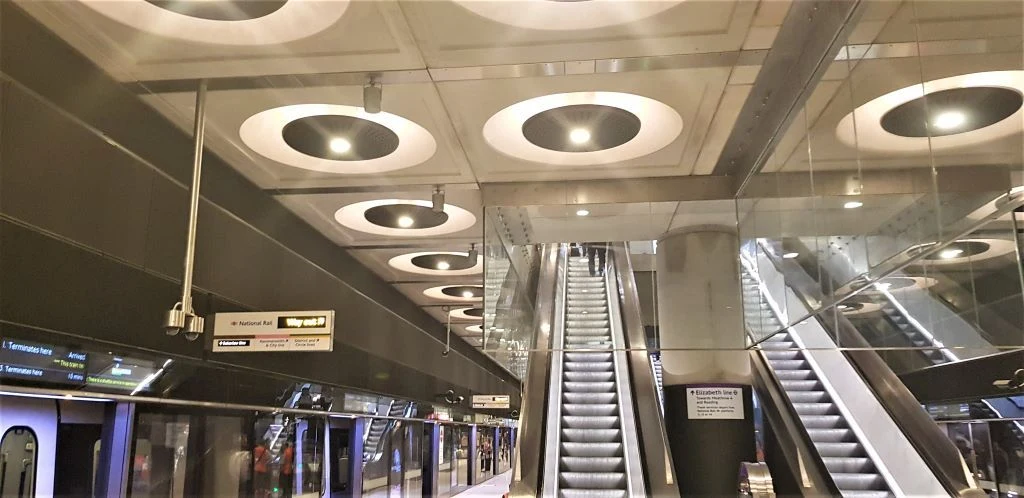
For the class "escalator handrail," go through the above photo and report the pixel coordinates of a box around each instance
[609,243,680,497]
[755,240,983,497]
[509,243,562,498]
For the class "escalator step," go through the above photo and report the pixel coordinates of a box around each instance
[563,404,618,416]
[560,442,623,457]
[823,457,874,473]
[807,428,854,442]
[561,428,621,442]
[788,391,830,403]
[814,442,865,458]
[561,490,627,498]
[565,352,612,362]
[566,328,612,336]
[565,361,614,372]
[776,370,815,381]
[770,359,809,370]
[832,473,886,490]
[800,415,845,429]
[564,381,615,393]
[561,416,620,429]
[793,402,838,416]
[764,350,802,360]
[564,392,617,404]
[565,371,614,382]
[560,457,624,473]
[781,380,822,391]
[837,491,892,498]
[559,472,626,489]
[760,341,796,350]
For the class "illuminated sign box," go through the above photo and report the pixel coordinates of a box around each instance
[212,310,335,352]
[471,395,511,409]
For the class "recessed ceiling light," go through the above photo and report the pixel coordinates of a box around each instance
[576,209,590,217]
[397,216,415,228]
[462,291,475,299]
[328,137,351,154]
[436,261,451,270]
[783,252,799,259]
[569,128,591,144]
[933,111,966,130]
[939,248,964,260]
[844,201,864,209]
[837,304,852,311]
[875,282,891,291]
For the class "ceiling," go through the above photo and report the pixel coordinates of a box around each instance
[14,0,1022,364]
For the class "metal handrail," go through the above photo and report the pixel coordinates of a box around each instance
[756,241,984,497]
[609,243,680,497]
[541,245,569,496]
[738,462,776,498]
[603,245,648,497]
[509,243,562,497]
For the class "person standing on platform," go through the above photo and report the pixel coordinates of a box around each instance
[280,441,295,498]
[586,243,607,277]
[253,439,271,498]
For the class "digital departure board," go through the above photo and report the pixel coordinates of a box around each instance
[0,338,87,385]
[87,353,158,392]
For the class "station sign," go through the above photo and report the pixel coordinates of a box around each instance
[472,395,511,409]
[0,338,87,385]
[212,310,335,352]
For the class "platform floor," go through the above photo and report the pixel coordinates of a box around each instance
[451,470,512,498]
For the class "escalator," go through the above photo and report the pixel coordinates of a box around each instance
[364,400,414,464]
[742,271,891,497]
[553,257,630,497]
[742,242,985,497]
[513,244,677,498]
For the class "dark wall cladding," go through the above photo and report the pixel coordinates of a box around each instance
[0,4,519,405]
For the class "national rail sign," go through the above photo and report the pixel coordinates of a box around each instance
[211,310,335,352]
[472,395,511,409]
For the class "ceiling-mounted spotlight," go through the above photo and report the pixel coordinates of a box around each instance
[467,242,478,261]
[432,185,445,213]
[363,79,382,114]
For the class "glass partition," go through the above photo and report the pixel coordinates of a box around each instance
[736,0,1024,358]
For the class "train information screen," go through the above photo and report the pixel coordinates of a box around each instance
[86,354,157,391]
[0,338,87,385]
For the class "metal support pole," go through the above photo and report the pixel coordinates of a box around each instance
[163,79,208,339]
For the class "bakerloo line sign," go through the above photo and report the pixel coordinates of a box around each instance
[211,310,335,352]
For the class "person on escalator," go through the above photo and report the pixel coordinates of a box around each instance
[297,386,315,410]
[586,243,607,277]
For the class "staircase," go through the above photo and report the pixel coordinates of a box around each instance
[557,257,628,498]
[363,400,413,463]
[741,269,892,498]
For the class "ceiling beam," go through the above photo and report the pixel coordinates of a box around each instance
[480,166,1010,206]
[712,0,865,193]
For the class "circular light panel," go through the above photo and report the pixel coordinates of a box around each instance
[484,92,683,166]
[904,238,1016,266]
[522,104,641,152]
[335,199,475,237]
[450,307,484,321]
[282,115,399,161]
[836,71,1024,153]
[424,285,483,302]
[464,324,483,334]
[364,204,448,230]
[80,0,347,45]
[879,87,1022,138]
[452,0,682,31]
[389,252,483,276]
[241,104,436,174]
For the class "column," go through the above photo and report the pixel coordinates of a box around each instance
[656,226,755,495]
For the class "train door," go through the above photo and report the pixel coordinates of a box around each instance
[0,427,37,497]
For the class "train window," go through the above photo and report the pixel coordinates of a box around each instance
[0,426,38,497]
